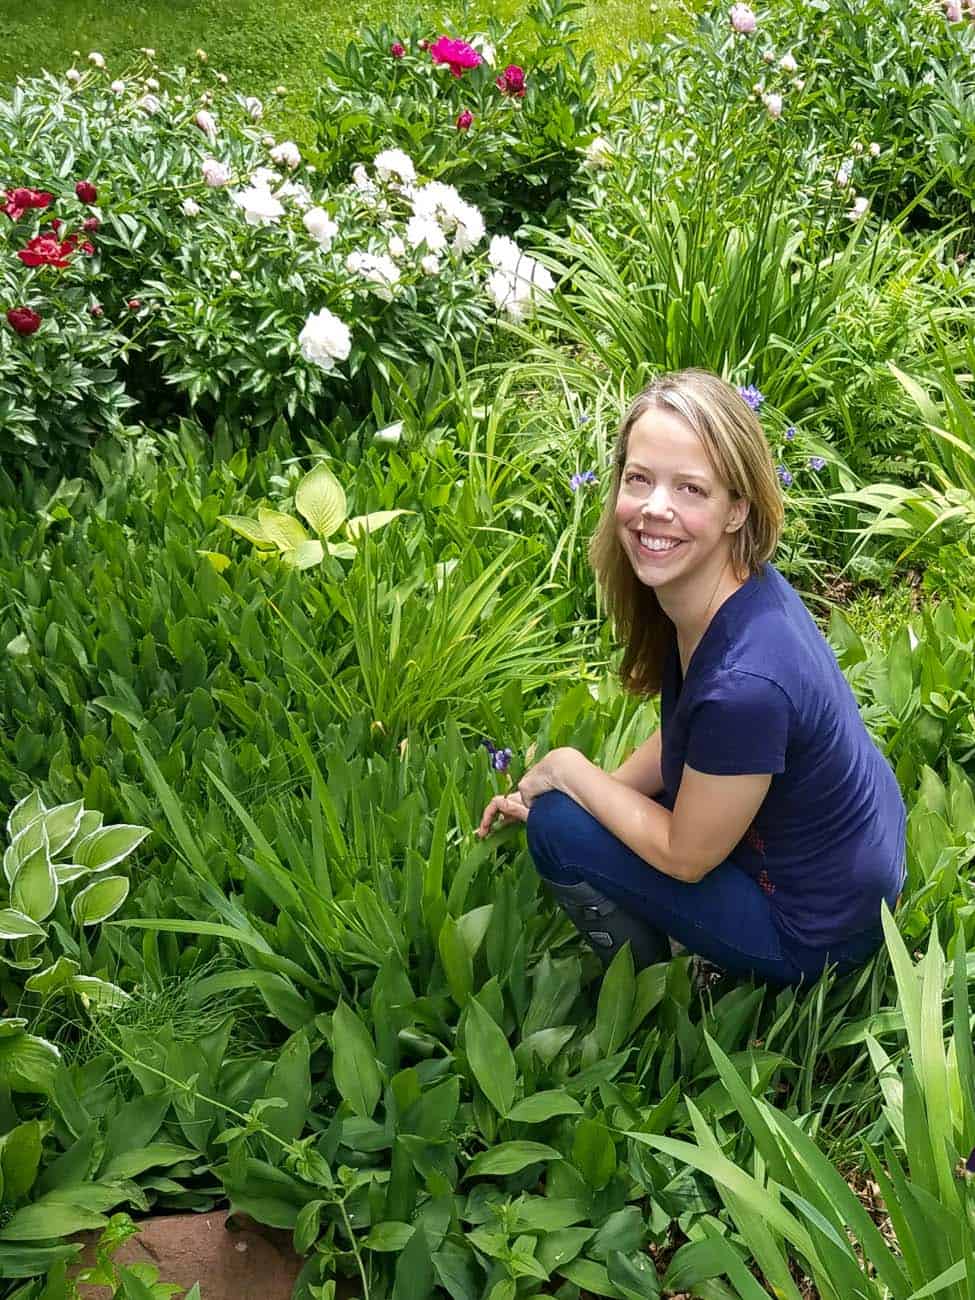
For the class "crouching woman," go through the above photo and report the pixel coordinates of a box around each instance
[477,369,905,986]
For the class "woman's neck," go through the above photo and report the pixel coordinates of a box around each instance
[660,559,746,673]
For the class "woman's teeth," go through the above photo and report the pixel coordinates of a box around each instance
[638,533,681,553]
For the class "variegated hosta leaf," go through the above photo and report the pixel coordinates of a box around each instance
[40,801,85,858]
[294,462,347,539]
[71,876,130,926]
[5,820,47,884]
[25,957,80,996]
[197,549,232,573]
[71,976,131,1009]
[70,809,103,847]
[0,909,46,941]
[345,509,414,540]
[256,508,309,553]
[0,1020,27,1037]
[217,514,275,548]
[326,541,357,560]
[0,1027,61,1094]
[73,825,149,872]
[54,864,89,886]
[280,540,325,570]
[6,792,44,842]
[10,838,58,924]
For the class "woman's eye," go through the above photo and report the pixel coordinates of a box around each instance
[625,473,647,484]
[682,483,703,495]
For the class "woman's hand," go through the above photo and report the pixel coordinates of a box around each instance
[476,789,529,838]
[475,748,582,838]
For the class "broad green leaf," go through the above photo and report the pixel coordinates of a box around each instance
[536,1227,596,1273]
[438,915,473,1008]
[0,1121,43,1202]
[0,909,46,941]
[511,1197,589,1232]
[559,1257,625,1298]
[326,540,357,560]
[7,792,44,841]
[506,1090,582,1123]
[0,1031,59,1094]
[218,514,274,548]
[465,995,517,1117]
[331,1001,381,1119]
[11,839,57,923]
[73,825,149,872]
[256,508,309,552]
[281,540,325,570]
[197,549,231,573]
[572,1118,617,1190]
[40,802,84,858]
[71,876,130,926]
[25,958,80,996]
[464,1142,562,1178]
[595,944,635,1056]
[0,1202,108,1239]
[295,462,347,538]
[102,1143,200,1179]
[364,1221,415,1251]
[263,1031,311,1145]
[346,509,414,540]
[71,976,131,1009]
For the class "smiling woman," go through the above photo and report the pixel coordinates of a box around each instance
[479,369,907,987]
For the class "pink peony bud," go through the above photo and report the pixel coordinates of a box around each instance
[730,3,757,33]
[90,303,104,318]
[75,179,97,204]
[82,215,100,232]
[390,41,406,58]
[456,108,474,130]
[194,109,218,141]
[127,298,142,311]
[946,0,963,19]
[762,92,783,119]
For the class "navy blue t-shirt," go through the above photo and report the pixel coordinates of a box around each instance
[659,564,906,949]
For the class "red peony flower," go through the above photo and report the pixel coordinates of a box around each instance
[90,303,104,318]
[456,108,474,130]
[127,298,142,311]
[429,35,482,78]
[17,233,77,268]
[6,306,42,336]
[390,41,406,58]
[2,187,53,221]
[496,64,527,97]
[81,240,95,255]
[49,218,62,233]
[82,215,100,232]
[75,180,97,204]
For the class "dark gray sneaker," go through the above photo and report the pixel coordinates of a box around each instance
[545,878,670,969]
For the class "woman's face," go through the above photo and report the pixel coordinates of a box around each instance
[614,405,749,596]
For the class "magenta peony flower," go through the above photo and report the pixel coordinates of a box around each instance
[82,215,100,232]
[429,35,482,78]
[456,108,474,130]
[730,3,757,33]
[2,188,53,221]
[496,64,526,97]
[390,41,406,58]
[6,306,42,336]
[75,179,97,204]
[17,232,77,268]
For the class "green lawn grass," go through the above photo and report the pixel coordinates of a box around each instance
[0,0,672,144]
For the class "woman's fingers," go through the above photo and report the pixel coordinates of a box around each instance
[476,794,529,837]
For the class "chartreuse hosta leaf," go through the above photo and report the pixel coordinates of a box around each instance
[256,508,310,552]
[295,461,347,538]
[345,510,414,540]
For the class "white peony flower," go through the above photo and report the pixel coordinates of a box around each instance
[489,235,523,272]
[779,52,798,73]
[411,180,463,226]
[420,253,440,275]
[202,157,232,187]
[249,166,278,189]
[299,308,352,372]
[139,93,162,115]
[110,79,126,95]
[762,92,783,120]
[229,270,242,282]
[450,198,485,253]
[88,51,106,69]
[374,148,416,184]
[846,195,869,221]
[181,197,201,217]
[835,160,853,188]
[244,96,263,121]
[194,109,218,141]
[345,250,401,299]
[231,184,286,225]
[582,136,613,170]
[270,140,301,169]
[65,68,82,85]
[486,242,555,320]
[868,141,881,157]
[406,214,447,252]
[275,179,312,208]
[145,77,160,91]
[304,206,339,247]
[387,235,406,259]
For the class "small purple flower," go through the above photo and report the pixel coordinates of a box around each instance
[738,384,764,411]
[570,468,598,491]
[966,1147,975,1176]
[808,455,826,471]
[776,464,793,487]
[578,411,591,427]
[481,739,513,773]
[784,426,796,441]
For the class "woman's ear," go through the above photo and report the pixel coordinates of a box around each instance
[726,497,750,532]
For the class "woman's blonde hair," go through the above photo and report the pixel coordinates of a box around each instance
[589,368,785,695]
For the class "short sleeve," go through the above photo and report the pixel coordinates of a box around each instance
[684,670,791,776]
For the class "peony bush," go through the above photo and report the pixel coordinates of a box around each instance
[311,0,610,231]
[0,55,559,466]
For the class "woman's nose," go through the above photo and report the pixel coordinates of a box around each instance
[641,485,673,517]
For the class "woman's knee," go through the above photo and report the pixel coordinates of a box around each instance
[526,790,591,872]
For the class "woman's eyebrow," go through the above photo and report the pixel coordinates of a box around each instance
[624,461,710,483]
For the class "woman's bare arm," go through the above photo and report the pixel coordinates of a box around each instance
[609,728,664,798]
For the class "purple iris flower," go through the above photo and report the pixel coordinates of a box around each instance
[481,739,513,773]
[966,1147,975,1175]
[738,385,764,410]
[784,426,796,441]
[570,469,598,491]
[776,464,793,487]
[808,455,826,471]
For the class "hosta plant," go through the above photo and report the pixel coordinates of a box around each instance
[217,452,413,569]
[1,790,148,1010]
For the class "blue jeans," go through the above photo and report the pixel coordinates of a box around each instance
[526,790,886,986]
